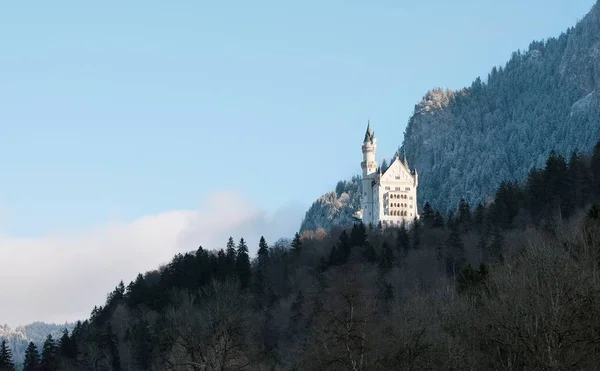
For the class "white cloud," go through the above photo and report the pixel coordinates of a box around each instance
[0,191,305,328]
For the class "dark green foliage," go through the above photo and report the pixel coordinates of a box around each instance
[457,199,472,232]
[0,340,15,371]
[58,329,77,360]
[489,226,505,262]
[445,231,466,278]
[130,320,153,370]
[40,335,57,371]
[411,217,421,249]
[226,236,237,271]
[254,236,270,296]
[22,342,39,371]
[45,139,600,370]
[235,238,252,289]
[329,230,351,265]
[378,241,394,273]
[457,263,489,294]
[395,223,410,255]
[433,211,445,228]
[422,202,435,228]
[291,232,302,252]
[474,203,486,232]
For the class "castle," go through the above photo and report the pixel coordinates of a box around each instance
[353,122,420,228]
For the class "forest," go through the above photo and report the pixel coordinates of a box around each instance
[0,142,599,371]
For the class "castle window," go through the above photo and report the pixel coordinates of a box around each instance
[385,186,390,190]
[405,187,410,191]
[395,176,400,180]
[409,196,413,200]
[395,187,401,190]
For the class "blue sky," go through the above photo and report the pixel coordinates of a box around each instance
[0,0,595,238]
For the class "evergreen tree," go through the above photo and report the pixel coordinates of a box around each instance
[432,211,445,228]
[421,202,435,228]
[226,236,237,274]
[58,328,77,360]
[474,203,486,232]
[411,217,421,249]
[362,242,377,263]
[566,151,593,216]
[477,233,487,261]
[445,231,466,278]
[235,238,252,289]
[349,223,367,248]
[457,199,472,232]
[254,236,270,296]
[489,226,505,262]
[0,340,15,371]
[40,334,58,371]
[257,236,269,266]
[378,241,394,273]
[291,232,302,253]
[22,342,39,371]
[395,223,410,255]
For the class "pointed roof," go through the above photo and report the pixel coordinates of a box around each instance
[403,148,409,167]
[363,121,374,143]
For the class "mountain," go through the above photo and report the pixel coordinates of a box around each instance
[0,322,76,369]
[300,1,600,232]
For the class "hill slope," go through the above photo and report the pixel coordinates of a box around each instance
[0,322,75,369]
[301,1,600,231]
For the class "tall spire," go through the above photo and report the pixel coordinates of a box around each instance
[403,148,408,167]
[363,120,373,143]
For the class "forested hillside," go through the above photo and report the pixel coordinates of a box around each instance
[301,1,600,232]
[2,142,599,370]
[0,322,75,371]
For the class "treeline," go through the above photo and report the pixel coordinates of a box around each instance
[3,142,600,370]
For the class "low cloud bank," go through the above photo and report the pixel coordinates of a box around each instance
[0,191,304,327]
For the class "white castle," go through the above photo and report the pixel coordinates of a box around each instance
[353,122,420,228]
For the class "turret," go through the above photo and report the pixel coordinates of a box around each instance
[361,121,377,177]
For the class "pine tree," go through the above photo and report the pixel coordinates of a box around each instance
[445,231,466,278]
[0,340,15,371]
[474,203,486,232]
[58,328,77,360]
[421,202,435,228]
[291,232,302,253]
[22,342,39,371]
[432,211,445,228]
[378,241,395,273]
[226,236,237,275]
[40,334,58,371]
[395,223,410,255]
[477,233,487,261]
[411,217,421,249]
[457,199,472,232]
[254,236,270,296]
[489,226,505,262]
[235,238,252,289]
[257,236,269,266]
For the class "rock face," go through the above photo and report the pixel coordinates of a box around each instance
[301,1,600,231]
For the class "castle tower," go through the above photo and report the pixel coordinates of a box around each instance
[361,121,377,225]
